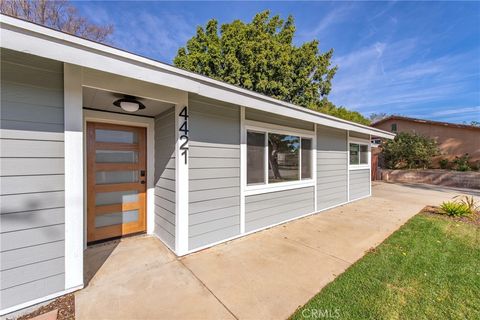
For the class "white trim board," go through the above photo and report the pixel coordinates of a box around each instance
[0,14,395,140]
[63,63,84,291]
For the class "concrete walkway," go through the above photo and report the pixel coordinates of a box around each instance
[75,182,469,320]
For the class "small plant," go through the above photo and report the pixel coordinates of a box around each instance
[453,154,471,171]
[439,158,449,169]
[440,201,471,217]
[453,195,479,214]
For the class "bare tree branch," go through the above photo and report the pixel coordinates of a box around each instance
[0,0,114,43]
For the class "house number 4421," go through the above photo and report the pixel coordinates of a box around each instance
[179,106,189,165]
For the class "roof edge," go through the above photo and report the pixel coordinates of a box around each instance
[0,14,395,139]
[372,115,480,130]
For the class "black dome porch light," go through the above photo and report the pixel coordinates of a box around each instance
[113,95,146,112]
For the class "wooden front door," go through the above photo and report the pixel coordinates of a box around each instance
[87,122,147,242]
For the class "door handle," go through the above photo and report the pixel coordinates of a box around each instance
[140,181,146,184]
[140,170,146,177]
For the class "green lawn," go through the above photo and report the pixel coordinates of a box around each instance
[291,213,480,320]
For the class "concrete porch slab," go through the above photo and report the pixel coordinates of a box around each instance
[76,182,465,319]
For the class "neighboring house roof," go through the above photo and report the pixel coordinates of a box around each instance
[371,115,480,130]
[0,14,395,139]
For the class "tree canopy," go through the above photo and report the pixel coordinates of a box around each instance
[382,132,439,169]
[174,11,370,125]
[0,0,113,42]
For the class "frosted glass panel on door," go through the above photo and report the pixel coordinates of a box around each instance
[95,190,138,206]
[96,171,139,184]
[96,150,138,163]
[96,129,137,144]
[95,210,139,228]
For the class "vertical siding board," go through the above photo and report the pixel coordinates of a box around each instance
[0,49,66,311]
[154,108,176,249]
[316,126,348,210]
[187,94,241,250]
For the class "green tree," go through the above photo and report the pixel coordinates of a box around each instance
[382,132,439,169]
[174,11,370,124]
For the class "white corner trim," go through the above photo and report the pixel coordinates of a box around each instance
[346,130,350,202]
[369,134,373,197]
[175,102,189,255]
[63,63,84,290]
[240,106,246,234]
[313,124,318,212]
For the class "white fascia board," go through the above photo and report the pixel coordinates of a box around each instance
[0,15,395,139]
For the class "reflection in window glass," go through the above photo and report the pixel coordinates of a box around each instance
[268,134,299,183]
[301,138,312,179]
[350,143,359,165]
[96,129,137,144]
[360,145,369,164]
[247,131,265,184]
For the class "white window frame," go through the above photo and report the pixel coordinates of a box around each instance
[244,120,315,195]
[348,137,371,170]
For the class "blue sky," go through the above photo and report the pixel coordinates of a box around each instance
[74,1,480,124]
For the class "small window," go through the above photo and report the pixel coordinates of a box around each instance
[360,145,368,164]
[301,138,312,179]
[391,123,397,133]
[349,143,359,165]
[247,131,265,184]
[350,143,369,166]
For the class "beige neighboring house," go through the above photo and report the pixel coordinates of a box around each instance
[371,115,480,165]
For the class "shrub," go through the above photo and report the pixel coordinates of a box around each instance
[453,195,479,214]
[453,154,471,171]
[382,132,439,169]
[440,201,471,217]
[439,158,449,169]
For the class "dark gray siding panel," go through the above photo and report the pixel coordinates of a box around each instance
[154,108,176,250]
[245,108,314,131]
[245,187,315,232]
[316,125,348,210]
[188,94,241,250]
[0,49,65,310]
[349,169,370,200]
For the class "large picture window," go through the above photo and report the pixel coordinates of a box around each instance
[247,129,313,186]
[349,143,369,165]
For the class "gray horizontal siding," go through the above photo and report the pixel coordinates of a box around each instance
[188,94,241,250]
[245,187,315,232]
[154,108,176,249]
[0,49,65,310]
[316,126,348,210]
[245,108,314,131]
[349,169,370,200]
[0,274,65,312]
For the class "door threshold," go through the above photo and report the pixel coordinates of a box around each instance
[87,231,147,247]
